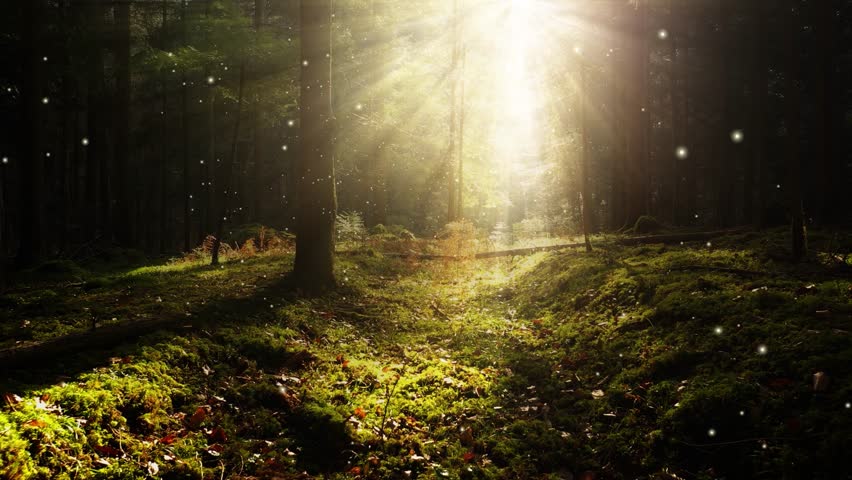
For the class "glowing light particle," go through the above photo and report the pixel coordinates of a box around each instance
[676,146,689,159]
[731,129,744,143]
[757,344,768,355]
[207,76,215,85]
[1,157,8,164]
[81,137,90,146]
[41,97,49,104]
[714,326,723,335]
[287,120,296,127]
[281,145,288,151]
[708,428,716,437]
[657,29,669,40]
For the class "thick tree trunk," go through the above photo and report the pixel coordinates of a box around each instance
[293,0,337,291]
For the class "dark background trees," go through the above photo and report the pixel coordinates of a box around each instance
[0,0,850,270]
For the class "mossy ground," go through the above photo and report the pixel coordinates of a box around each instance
[1,229,851,479]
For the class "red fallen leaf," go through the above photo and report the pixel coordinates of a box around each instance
[349,466,362,475]
[3,393,22,407]
[94,444,122,457]
[463,451,476,463]
[368,456,379,466]
[578,471,598,480]
[160,433,179,445]
[23,418,47,428]
[354,407,367,419]
[207,443,224,453]
[208,426,228,443]
[188,406,209,428]
[532,319,543,326]
[336,354,350,368]
[320,311,335,320]
[39,393,50,402]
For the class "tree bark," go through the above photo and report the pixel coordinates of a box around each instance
[114,1,133,246]
[17,0,45,266]
[784,0,805,260]
[580,62,593,252]
[293,0,337,291]
[212,66,246,266]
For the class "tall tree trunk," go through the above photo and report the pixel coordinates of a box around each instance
[251,0,265,224]
[293,0,336,291]
[784,0,805,260]
[181,0,191,252]
[682,2,695,225]
[666,0,681,225]
[114,1,132,246]
[457,46,466,221]
[446,0,460,224]
[17,0,45,265]
[212,66,246,266]
[746,0,768,228]
[811,0,837,225]
[580,62,593,252]
[364,0,390,228]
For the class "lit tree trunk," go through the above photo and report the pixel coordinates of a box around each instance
[293,0,336,290]
[364,0,389,227]
[17,0,45,265]
[446,0,460,223]
[580,62,592,252]
[457,46,466,220]
[114,1,132,246]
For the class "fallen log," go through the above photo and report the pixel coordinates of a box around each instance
[474,243,588,259]
[0,315,195,369]
[615,227,752,246]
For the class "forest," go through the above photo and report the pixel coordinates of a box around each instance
[0,0,851,479]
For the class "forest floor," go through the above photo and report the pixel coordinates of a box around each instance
[1,229,852,480]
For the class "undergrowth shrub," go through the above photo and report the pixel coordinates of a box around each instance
[437,220,478,257]
[336,211,368,248]
[177,224,294,265]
